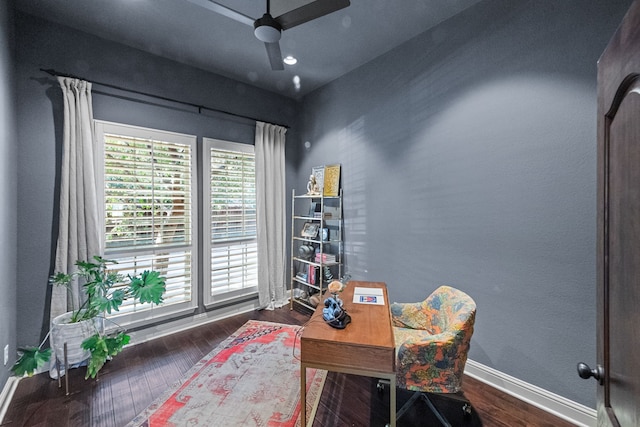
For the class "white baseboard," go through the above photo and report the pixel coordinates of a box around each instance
[464,359,596,427]
[0,376,20,425]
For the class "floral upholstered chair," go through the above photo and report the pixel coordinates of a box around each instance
[383,285,477,424]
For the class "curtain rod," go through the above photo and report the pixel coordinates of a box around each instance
[41,68,289,129]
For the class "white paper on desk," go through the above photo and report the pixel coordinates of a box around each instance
[352,287,385,305]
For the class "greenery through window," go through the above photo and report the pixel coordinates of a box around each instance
[104,135,191,249]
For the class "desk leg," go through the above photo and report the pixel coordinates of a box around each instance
[389,376,396,427]
[301,363,307,427]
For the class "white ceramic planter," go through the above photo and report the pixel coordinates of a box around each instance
[50,312,101,365]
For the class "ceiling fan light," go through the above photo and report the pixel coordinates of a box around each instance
[255,25,281,43]
[254,14,282,43]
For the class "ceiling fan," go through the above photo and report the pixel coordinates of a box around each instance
[187,0,350,70]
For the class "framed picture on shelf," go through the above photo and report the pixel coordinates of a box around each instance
[323,164,341,196]
[301,222,320,238]
[312,166,325,194]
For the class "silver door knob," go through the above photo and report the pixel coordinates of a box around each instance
[577,362,604,385]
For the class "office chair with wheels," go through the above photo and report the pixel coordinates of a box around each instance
[379,285,477,426]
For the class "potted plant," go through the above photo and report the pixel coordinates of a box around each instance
[12,255,166,379]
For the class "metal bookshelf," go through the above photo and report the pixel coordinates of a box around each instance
[289,189,343,312]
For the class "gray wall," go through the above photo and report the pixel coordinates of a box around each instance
[0,0,16,390]
[296,0,632,408]
[10,0,633,411]
[15,12,299,349]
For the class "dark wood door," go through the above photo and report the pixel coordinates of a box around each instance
[585,1,640,426]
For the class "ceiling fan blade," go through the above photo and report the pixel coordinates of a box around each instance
[274,0,350,30]
[186,0,254,27]
[264,42,284,70]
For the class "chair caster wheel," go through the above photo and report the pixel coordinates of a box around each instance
[462,403,472,416]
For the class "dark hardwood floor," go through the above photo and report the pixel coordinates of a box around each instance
[2,308,577,427]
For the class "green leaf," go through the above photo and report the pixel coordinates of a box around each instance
[75,260,98,269]
[90,288,126,314]
[105,333,130,356]
[106,289,126,313]
[92,255,118,266]
[50,272,72,287]
[129,270,166,304]
[81,334,108,379]
[11,347,52,377]
[106,271,124,286]
[81,333,129,379]
[81,334,104,352]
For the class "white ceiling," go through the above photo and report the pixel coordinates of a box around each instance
[15,0,482,98]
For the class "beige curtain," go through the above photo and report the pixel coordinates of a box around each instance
[50,77,101,377]
[255,121,287,309]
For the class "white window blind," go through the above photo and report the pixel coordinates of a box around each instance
[103,134,192,250]
[104,251,192,314]
[204,138,258,304]
[96,121,197,323]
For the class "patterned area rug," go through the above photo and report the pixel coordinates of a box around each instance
[126,320,326,427]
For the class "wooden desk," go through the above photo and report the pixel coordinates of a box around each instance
[300,281,396,426]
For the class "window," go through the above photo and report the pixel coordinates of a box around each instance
[95,121,198,324]
[204,138,258,305]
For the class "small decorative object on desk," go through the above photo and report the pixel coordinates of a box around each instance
[328,280,345,301]
[327,274,351,302]
[322,274,352,329]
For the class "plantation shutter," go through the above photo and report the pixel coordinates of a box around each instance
[206,139,258,302]
[104,135,192,249]
[98,123,197,318]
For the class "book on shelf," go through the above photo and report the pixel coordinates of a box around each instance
[315,253,336,263]
[308,265,320,284]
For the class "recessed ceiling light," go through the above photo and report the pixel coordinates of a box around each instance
[283,55,298,65]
